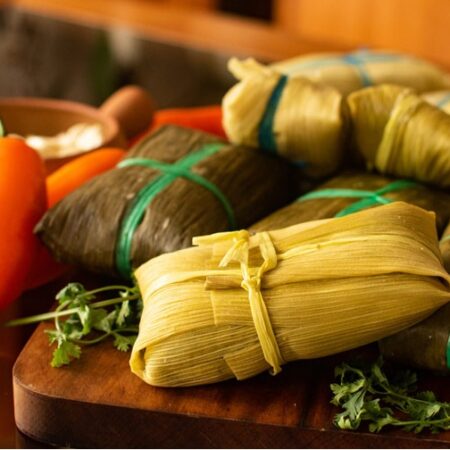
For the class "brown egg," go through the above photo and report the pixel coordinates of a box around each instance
[100,85,156,139]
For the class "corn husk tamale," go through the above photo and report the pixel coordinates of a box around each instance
[273,50,450,96]
[347,84,450,188]
[440,221,450,273]
[423,90,450,114]
[222,58,347,177]
[130,202,450,387]
[251,171,450,234]
[35,125,299,278]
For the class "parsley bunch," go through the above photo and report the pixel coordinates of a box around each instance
[7,282,142,367]
[331,358,450,434]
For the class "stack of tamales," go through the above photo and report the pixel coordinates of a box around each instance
[272,50,450,95]
[36,125,299,278]
[130,202,450,387]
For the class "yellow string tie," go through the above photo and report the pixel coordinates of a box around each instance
[196,230,284,375]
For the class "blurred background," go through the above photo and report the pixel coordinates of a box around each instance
[0,0,448,108]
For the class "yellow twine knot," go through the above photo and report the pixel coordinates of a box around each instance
[194,229,284,375]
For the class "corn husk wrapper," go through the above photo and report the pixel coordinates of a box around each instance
[423,90,450,114]
[273,50,450,96]
[251,171,450,234]
[222,58,346,178]
[130,202,450,387]
[348,84,450,188]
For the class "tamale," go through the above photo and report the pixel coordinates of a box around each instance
[251,171,450,234]
[423,90,450,114]
[379,304,450,373]
[35,125,299,278]
[347,84,450,188]
[273,50,450,96]
[130,202,450,387]
[222,58,347,177]
[378,220,450,373]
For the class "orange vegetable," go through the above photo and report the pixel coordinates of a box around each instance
[24,148,125,290]
[0,137,46,309]
[46,148,125,208]
[134,105,226,143]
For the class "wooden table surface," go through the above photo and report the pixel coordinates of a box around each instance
[8,272,450,449]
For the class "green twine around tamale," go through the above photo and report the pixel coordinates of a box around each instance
[297,179,418,217]
[115,142,236,278]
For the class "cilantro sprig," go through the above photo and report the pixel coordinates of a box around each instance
[331,358,450,434]
[7,282,142,367]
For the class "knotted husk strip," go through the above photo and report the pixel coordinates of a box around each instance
[250,171,450,234]
[222,58,347,178]
[347,84,450,188]
[423,90,450,114]
[130,202,450,387]
[35,125,299,277]
[272,50,450,96]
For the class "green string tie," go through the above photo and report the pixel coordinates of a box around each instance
[297,179,417,217]
[115,142,236,278]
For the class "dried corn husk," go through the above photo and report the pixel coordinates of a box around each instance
[251,171,450,234]
[347,84,450,188]
[273,50,450,96]
[423,90,450,114]
[222,58,346,177]
[36,125,299,278]
[130,202,450,387]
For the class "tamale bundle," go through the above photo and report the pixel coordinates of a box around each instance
[423,90,450,114]
[222,58,346,177]
[379,304,450,373]
[35,125,299,278]
[347,84,450,188]
[251,171,450,234]
[273,50,450,96]
[440,221,450,273]
[130,202,450,387]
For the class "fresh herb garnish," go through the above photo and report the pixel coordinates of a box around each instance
[6,282,142,367]
[331,358,450,434]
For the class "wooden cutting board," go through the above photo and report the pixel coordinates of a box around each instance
[13,316,450,448]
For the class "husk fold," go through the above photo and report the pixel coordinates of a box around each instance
[131,202,450,387]
[347,85,450,187]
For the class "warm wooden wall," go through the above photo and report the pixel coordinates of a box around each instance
[274,0,450,69]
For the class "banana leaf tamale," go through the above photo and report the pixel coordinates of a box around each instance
[347,84,450,188]
[222,58,347,177]
[130,202,450,387]
[423,90,450,114]
[35,125,299,278]
[273,50,450,96]
[379,304,450,373]
[251,171,450,234]
[378,220,450,373]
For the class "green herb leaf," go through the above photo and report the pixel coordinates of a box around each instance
[331,358,450,434]
[51,340,82,368]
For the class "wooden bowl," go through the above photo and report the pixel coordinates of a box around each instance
[0,86,155,173]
